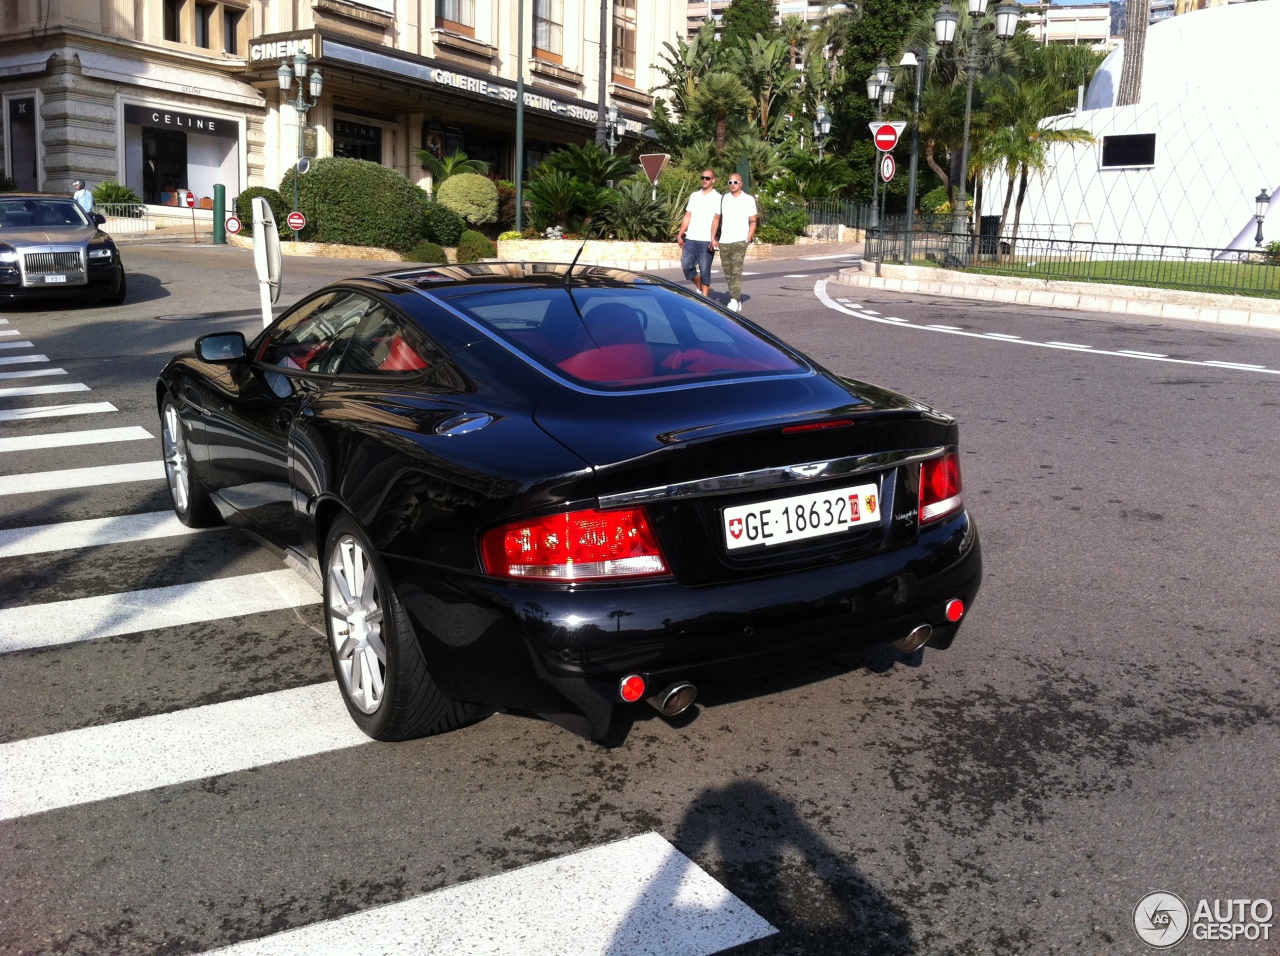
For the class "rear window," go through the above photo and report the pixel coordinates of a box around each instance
[437,285,805,389]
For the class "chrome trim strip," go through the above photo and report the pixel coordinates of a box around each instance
[598,446,948,507]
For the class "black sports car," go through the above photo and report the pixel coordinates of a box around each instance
[157,263,981,743]
[0,195,126,304]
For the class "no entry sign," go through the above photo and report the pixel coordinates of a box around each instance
[868,121,908,153]
[287,211,307,232]
[183,191,196,208]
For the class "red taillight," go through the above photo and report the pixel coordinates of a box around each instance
[945,599,965,622]
[919,452,963,524]
[619,674,647,702]
[781,418,853,434]
[481,507,668,581]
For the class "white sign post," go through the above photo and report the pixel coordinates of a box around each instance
[252,197,282,328]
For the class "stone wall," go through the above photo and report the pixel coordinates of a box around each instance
[496,239,775,271]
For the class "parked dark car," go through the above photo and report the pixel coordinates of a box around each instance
[156,263,981,743]
[0,194,126,304]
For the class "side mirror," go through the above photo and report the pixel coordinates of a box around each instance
[92,213,106,225]
[196,331,248,364]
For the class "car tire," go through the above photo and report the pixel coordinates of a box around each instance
[160,397,221,528]
[101,264,126,306]
[323,514,477,741]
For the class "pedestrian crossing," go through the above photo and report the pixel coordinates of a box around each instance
[0,320,776,956]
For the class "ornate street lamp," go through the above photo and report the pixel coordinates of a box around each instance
[278,51,323,241]
[813,102,832,161]
[1255,188,1271,248]
[933,0,1019,264]
[605,103,628,154]
[866,60,894,229]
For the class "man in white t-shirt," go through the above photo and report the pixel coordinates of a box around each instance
[713,174,758,313]
[676,169,721,296]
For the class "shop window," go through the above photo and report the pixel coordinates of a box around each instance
[223,8,241,55]
[195,3,213,48]
[612,0,637,84]
[5,96,39,191]
[534,0,563,61]
[164,0,183,42]
[436,0,475,36]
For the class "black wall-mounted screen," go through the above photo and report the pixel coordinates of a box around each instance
[1101,133,1156,168]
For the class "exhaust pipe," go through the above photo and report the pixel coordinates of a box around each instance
[647,682,697,717]
[894,624,932,654]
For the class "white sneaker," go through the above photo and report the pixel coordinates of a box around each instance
[728,298,741,312]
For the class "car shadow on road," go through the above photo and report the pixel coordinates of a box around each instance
[1,270,171,312]
[607,779,916,955]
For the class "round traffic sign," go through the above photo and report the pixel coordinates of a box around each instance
[286,211,307,232]
[874,123,900,152]
[184,191,196,208]
[225,215,242,235]
[880,154,896,183]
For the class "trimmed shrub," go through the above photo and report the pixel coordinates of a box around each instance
[757,223,797,245]
[235,186,290,238]
[404,241,449,263]
[421,198,465,246]
[280,158,423,251]
[437,173,498,227]
[456,229,497,263]
[920,186,948,214]
[498,230,523,241]
[92,180,142,205]
[767,207,809,236]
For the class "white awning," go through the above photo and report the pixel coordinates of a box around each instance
[0,51,53,78]
[76,51,264,108]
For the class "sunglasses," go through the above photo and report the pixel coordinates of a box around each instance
[701,175,714,181]
[729,181,742,185]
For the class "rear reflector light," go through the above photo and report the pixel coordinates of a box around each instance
[919,452,963,523]
[945,599,965,622]
[781,418,853,434]
[619,674,647,702]
[481,507,668,581]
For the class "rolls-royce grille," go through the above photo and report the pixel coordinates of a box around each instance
[25,252,83,274]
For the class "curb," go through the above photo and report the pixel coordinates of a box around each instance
[834,263,1280,331]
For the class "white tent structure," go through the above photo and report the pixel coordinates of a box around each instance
[983,0,1280,251]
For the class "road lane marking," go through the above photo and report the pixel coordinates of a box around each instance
[200,832,776,956]
[984,333,1022,340]
[0,682,363,820]
[0,341,34,350]
[0,401,117,421]
[0,368,67,380]
[783,274,811,278]
[0,354,49,366]
[0,383,90,399]
[0,510,213,558]
[0,425,150,453]
[928,324,962,330]
[814,280,1280,376]
[0,460,164,496]
[883,317,910,323]
[0,568,321,654]
[801,253,853,260]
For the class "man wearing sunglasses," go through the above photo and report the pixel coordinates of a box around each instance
[676,169,721,297]
[717,174,758,313]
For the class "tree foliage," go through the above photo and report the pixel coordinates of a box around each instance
[719,0,779,49]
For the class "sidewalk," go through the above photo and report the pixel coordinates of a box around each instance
[833,259,1280,332]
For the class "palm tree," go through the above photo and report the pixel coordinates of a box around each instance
[689,72,754,155]
[1117,0,1150,105]
[416,150,490,187]
[728,35,800,142]
[778,14,808,69]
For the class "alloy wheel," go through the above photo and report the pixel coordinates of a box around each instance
[162,404,189,513]
[327,534,387,714]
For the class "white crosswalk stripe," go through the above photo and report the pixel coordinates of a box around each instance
[0,366,67,380]
[0,510,213,558]
[0,340,35,350]
[0,382,90,398]
[0,459,163,495]
[0,401,117,421]
[0,353,49,366]
[0,568,322,653]
[0,424,150,453]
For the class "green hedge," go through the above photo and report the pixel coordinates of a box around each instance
[404,241,448,263]
[280,158,424,251]
[437,173,498,227]
[757,223,797,245]
[421,198,465,246]
[456,230,497,263]
[235,187,291,238]
[92,180,142,205]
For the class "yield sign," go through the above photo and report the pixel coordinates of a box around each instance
[868,121,907,152]
[639,153,669,185]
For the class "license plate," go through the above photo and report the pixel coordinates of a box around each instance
[44,275,67,283]
[723,481,882,551]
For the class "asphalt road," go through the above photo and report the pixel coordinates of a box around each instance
[1,242,1277,956]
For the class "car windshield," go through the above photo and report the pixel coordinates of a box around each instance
[435,284,806,390]
[0,198,91,230]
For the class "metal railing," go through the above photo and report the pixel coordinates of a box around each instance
[866,230,1280,298]
[95,202,152,241]
[806,199,875,231]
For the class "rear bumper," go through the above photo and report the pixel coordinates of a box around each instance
[386,510,981,741]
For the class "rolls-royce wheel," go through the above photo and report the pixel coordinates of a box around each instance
[323,514,476,741]
[160,397,221,528]
[101,263,126,306]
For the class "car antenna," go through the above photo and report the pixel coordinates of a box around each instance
[563,239,588,288]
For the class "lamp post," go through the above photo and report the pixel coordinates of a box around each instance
[900,49,926,263]
[865,59,891,229]
[813,102,831,161]
[1255,188,1271,248]
[932,0,1019,265]
[605,104,628,154]
[277,52,323,241]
